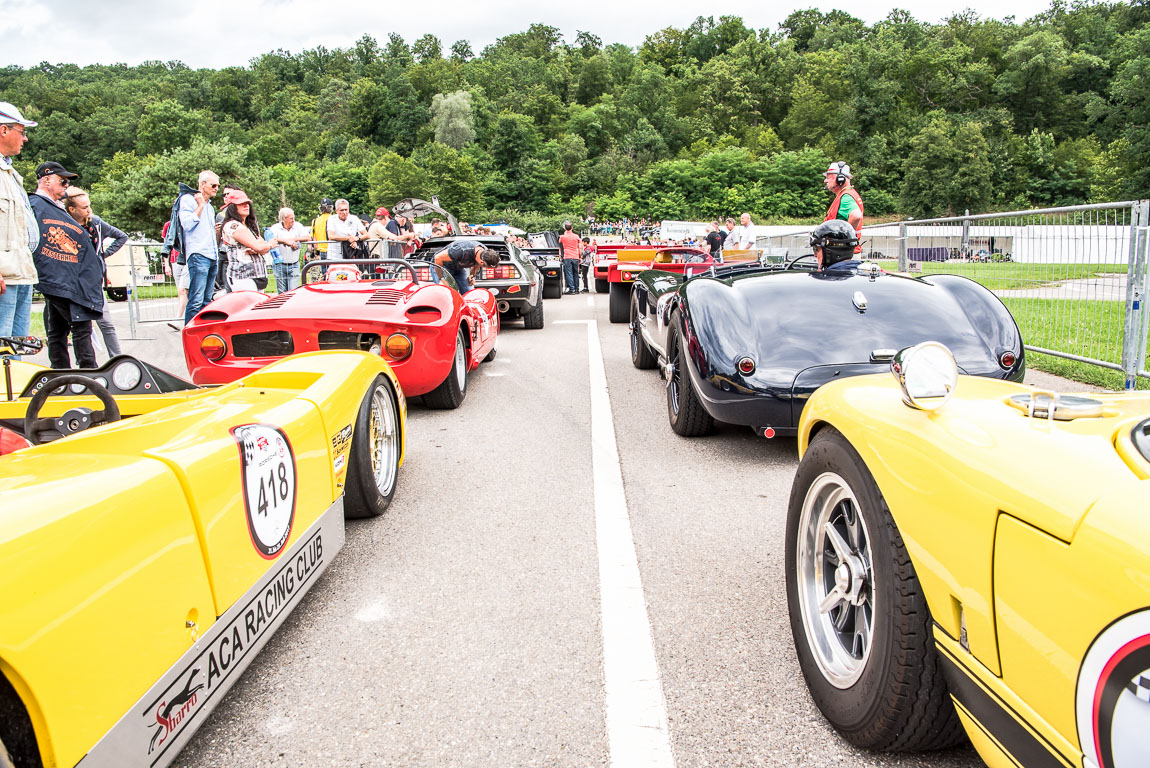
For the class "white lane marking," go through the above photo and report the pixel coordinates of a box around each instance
[587,295,595,307]
[483,372,505,377]
[584,318,676,768]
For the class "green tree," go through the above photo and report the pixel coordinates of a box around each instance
[430,91,476,149]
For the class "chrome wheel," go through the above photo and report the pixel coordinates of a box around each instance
[453,331,466,391]
[368,384,399,497]
[796,471,875,689]
[667,334,682,416]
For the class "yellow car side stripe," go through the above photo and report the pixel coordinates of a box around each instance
[936,641,1074,768]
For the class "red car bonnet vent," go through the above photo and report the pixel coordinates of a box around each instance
[198,311,229,322]
[252,294,291,311]
[368,289,405,305]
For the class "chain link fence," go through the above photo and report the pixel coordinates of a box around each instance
[755,201,1150,389]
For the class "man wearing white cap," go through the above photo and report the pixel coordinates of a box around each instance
[0,102,38,348]
[823,161,864,254]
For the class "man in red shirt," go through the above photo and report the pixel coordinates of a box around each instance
[558,220,582,294]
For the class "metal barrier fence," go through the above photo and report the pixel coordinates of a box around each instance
[127,239,411,332]
[755,201,1150,390]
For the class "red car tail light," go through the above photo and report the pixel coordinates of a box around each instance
[737,357,756,375]
[482,265,520,280]
[201,335,227,362]
[999,351,1017,369]
[385,333,413,360]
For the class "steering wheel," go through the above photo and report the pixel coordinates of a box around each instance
[24,374,121,445]
[784,253,820,271]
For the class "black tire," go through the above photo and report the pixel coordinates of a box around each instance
[424,327,468,409]
[106,287,128,302]
[666,321,713,437]
[523,297,545,329]
[630,291,657,370]
[608,282,630,323]
[595,278,609,293]
[543,280,562,299]
[344,375,402,518]
[784,427,965,751]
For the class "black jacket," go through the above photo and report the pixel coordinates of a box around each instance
[30,193,104,316]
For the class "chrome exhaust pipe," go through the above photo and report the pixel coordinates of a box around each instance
[497,300,510,313]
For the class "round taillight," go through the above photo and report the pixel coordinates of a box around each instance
[201,334,227,362]
[385,333,412,360]
[999,351,1017,369]
[737,357,756,375]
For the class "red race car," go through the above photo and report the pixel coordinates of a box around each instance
[606,246,712,322]
[182,259,498,409]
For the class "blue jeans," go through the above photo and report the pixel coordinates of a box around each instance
[444,264,471,293]
[273,262,301,294]
[185,253,219,325]
[0,284,33,358]
[563,259,579,292]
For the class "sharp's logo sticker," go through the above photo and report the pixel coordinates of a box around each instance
[140,530,326,766]
[233,425,296,559]
[147,668,203,755]
[1077,609,1150,767]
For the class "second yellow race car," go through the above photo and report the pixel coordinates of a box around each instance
[786,342,1149,768]
[0,338,406,768]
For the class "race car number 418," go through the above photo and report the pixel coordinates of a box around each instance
[232,424,297,559]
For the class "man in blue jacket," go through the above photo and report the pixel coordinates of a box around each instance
[30,162,104,368]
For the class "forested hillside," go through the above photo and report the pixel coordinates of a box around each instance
[3,1,1147,235]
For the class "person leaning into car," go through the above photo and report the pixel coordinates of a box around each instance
[432,240,499,293]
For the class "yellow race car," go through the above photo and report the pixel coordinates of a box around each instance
[786,342,1150,768]
[0,338,405,768]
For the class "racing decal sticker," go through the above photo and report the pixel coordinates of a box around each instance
[141,529,326,766]
[331,423,352,475]
[1077,609,1150,768]
[232,424,297,559]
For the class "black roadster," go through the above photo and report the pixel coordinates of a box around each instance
[627,259,1025,437]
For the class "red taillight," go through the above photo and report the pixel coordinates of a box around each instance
[999,351,1017,369]
[762,427,776,439]
[482,265,520,280]
[201,334,227,362]
[737,357,756,375]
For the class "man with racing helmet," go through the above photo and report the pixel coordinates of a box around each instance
[823,161,864,254]
[809,219,861,272]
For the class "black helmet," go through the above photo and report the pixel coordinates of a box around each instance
[809,220,859,266]
[320,197,334,212]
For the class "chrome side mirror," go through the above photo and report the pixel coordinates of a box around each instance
[890,342,958,411]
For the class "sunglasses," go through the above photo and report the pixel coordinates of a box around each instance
[4,125,26,136]
[58,177,70,187]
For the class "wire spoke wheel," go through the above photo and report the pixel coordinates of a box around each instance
[368,383,399,497]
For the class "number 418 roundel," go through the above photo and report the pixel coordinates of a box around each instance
[232,424,297,559]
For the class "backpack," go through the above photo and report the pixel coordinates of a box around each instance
[161,182,197,265]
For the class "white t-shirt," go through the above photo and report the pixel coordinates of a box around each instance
[268,221,310,264]
[326,214,366,259]
[734,225,756,250]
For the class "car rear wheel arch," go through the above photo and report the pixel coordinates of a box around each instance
[0,671,43,768]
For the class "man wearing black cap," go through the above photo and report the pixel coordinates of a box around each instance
[29,161,104,368]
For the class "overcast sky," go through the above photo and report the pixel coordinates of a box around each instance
[2,0,1056,70]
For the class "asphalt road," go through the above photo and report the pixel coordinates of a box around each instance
[35,294,1089,767]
